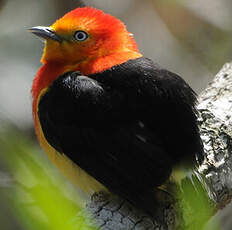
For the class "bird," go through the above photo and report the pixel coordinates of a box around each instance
[30,7,203,215]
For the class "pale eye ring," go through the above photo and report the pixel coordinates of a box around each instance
[74,31,88,41]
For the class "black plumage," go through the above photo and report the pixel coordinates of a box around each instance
[38,57,203,214]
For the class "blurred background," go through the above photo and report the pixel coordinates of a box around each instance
[0,0,232,229]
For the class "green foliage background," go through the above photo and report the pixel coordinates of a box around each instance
[0,125,97,230]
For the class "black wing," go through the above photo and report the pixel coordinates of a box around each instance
[38,57,203,214]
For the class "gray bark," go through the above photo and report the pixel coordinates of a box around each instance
[77,62,232,230]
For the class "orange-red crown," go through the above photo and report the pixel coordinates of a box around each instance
[40,7,141,69]
[52,7,128,39]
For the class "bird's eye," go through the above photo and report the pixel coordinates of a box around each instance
[74,31,88,41]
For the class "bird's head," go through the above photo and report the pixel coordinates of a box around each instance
[30,7,141,73]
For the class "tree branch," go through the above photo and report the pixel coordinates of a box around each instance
[197,62,232,209]
[76,62,232,230]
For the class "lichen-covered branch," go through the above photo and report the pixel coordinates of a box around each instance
[77,62,232,230]
[197,63,232,209]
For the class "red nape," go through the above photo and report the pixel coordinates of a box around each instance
[31,63,65,121]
